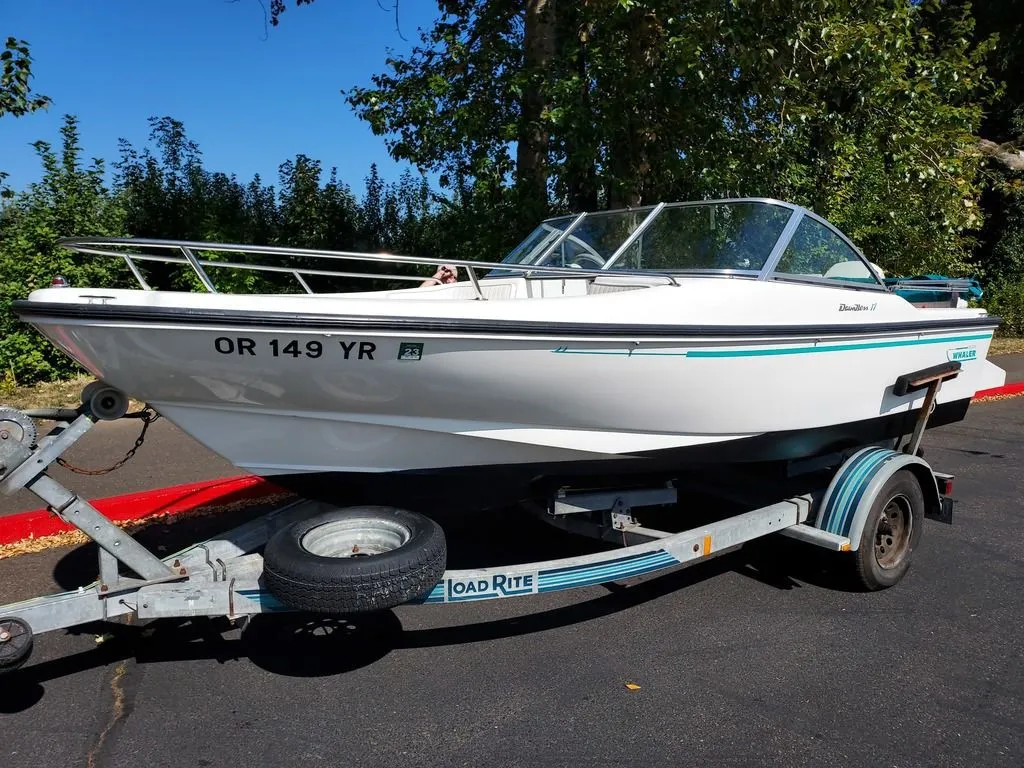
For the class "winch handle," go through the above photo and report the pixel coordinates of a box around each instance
[23,407,82,422]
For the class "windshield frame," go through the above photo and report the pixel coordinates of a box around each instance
[500,198,885,290]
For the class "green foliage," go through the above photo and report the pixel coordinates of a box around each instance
[0,37,50,119]
[980,176,1024,282]
[0,115,128,383]
[0,114,444,384]
[1,37,52,200]
[961,0,1024,286]
[340,1,997,273]
[983,280,1024,336]
[732,0,993,276]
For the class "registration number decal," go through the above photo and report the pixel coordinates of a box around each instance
[213,336,376,360]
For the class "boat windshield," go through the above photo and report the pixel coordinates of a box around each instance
[500,200,795,273]
[500,215,579,265]
[495,199,885,288]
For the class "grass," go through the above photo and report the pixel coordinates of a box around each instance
[991,336,1024,355]
[0,374,96,411]
[0,374,145,412]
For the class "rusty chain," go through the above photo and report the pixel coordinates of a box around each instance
[56,406,162,476]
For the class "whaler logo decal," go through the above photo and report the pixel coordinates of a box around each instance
[838,302,876,312]
[947,346,977,362]
[444,573,539,601]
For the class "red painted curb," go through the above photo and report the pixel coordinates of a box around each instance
[0,475,283,546]
[973,381,1024,401]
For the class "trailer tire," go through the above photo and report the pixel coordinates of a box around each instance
[851,469,924,590]
[262,506,446,614]
[0,617,33,673]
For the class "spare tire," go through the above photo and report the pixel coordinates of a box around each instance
[262,506,446,614]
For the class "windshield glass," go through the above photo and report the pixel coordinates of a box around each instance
[499,207,657,270]
[500,201,795,273]
[610,201,793,272]
[499,216,577,266]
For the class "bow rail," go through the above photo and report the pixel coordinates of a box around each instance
[57,237,681,300]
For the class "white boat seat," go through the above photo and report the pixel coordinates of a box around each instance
[824,261,886,280]
[587,282,647,295]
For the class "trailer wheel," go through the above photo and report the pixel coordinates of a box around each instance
[0,617,33,673]
[262,506,446,614]
[852,469,924,590]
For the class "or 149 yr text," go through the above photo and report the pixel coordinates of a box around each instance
[213,336,376,360]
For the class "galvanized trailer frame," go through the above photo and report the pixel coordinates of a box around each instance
[0,366,958,673]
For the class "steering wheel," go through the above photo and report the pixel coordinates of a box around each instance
[568,253,606,270]
[536,235,607,270]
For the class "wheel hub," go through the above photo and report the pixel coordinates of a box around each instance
[874,495,912,569]
[300,516,412,559]
[0,617,33,671]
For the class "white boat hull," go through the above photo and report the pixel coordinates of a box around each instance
[18,285,1004,483]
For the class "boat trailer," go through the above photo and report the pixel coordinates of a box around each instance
[0,366,960,674]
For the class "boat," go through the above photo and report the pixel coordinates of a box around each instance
[12,198,1005,503]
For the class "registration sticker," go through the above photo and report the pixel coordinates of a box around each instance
[398,342,424,361]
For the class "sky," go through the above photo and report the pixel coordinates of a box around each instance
[0,0,442,192]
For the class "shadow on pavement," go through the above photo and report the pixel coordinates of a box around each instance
[0,492,868,713]
[1,530,859,714]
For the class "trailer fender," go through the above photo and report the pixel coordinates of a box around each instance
[814,447,940,551]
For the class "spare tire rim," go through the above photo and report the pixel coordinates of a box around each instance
[301,516,412,558]
[874,493,912,570]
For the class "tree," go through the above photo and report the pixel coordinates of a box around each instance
[710,0,994,275]
[1,37,52,198]
[0,37,49,119]
[0,115,127,383]
[337,1,995,273]
[949,0,1024,330]
[0,105,448,384]
[359,163,386,251]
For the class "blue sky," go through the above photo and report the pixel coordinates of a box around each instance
[1,0,441,192]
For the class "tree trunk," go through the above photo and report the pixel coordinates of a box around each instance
[565,11,599,212]
[518,0,556,218]
[606,7,659,209]
[977,139,1024,171]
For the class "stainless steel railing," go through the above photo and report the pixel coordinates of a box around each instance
[58,237,680,300]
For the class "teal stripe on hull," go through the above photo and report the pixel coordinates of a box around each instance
[551,333,992,359]
[689,333,992,358]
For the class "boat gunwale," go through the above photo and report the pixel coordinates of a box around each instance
[13,299,1002,340]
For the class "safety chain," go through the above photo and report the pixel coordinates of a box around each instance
[56,406,162,476]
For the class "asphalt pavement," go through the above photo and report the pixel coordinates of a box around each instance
[1,395,1022,767]
[996,352,1024,384]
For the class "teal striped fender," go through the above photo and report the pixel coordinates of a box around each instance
[815,446,937,549]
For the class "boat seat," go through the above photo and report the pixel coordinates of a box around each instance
[824,261,886,280]
[389,282,516,300]
[587,282,647,295]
